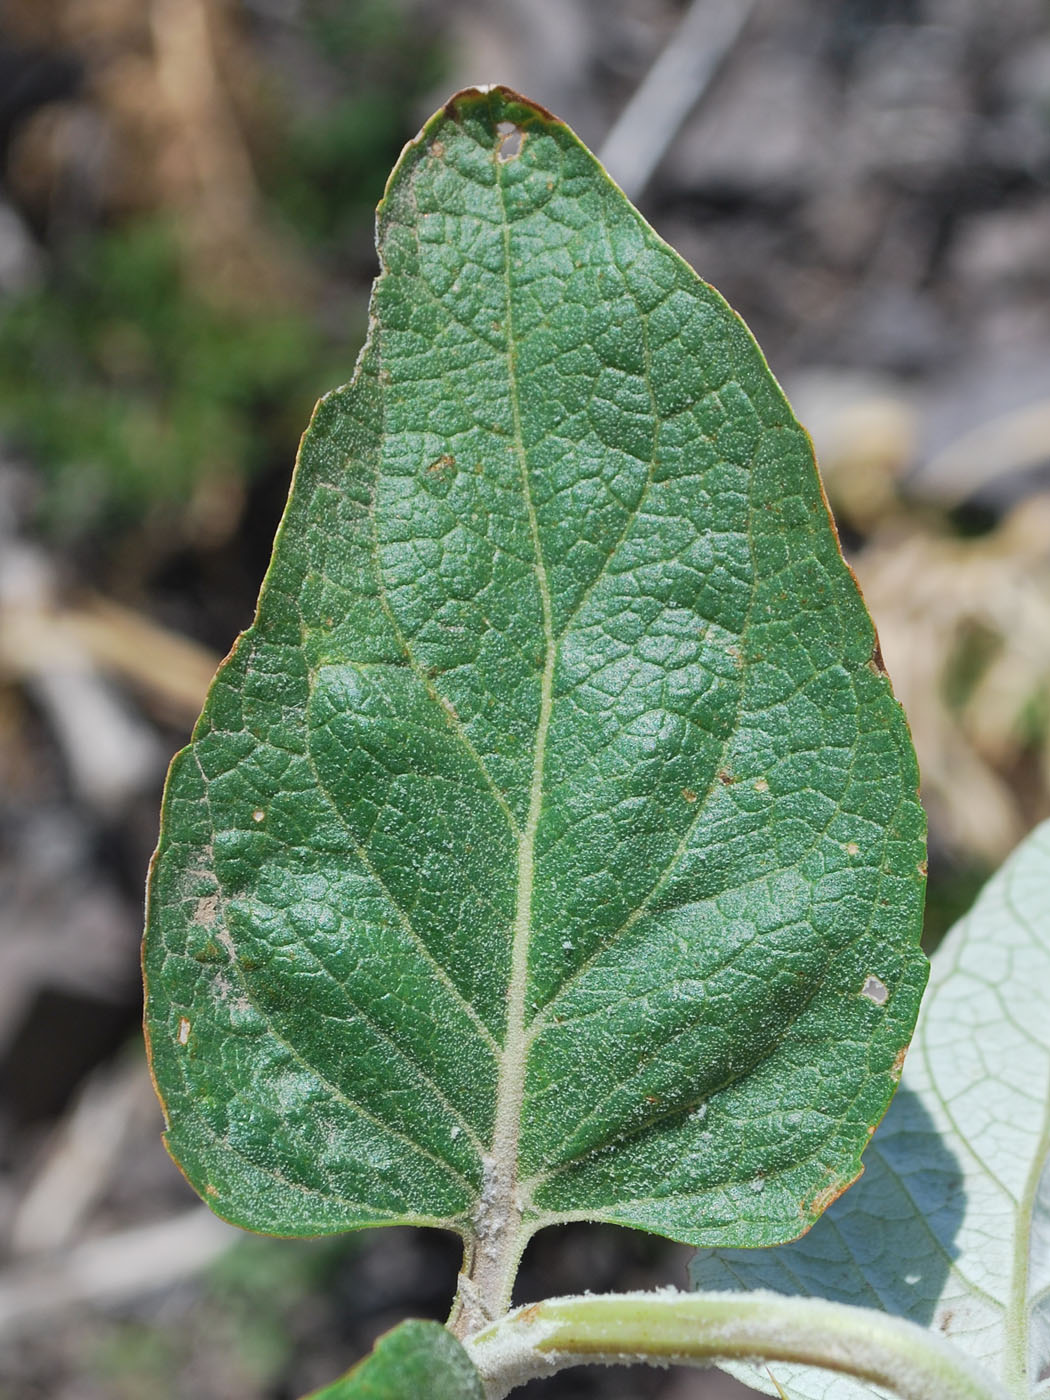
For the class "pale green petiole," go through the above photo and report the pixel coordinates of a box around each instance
[464,1290,1013,1400]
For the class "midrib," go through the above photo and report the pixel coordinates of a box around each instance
[1003,1029,1050,1395]
[490,590,554,1179]
[475,157,557,1311]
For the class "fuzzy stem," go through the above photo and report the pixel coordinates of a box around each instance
[464,1290,1014,1400]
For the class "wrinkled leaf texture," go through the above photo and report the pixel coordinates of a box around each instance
[692,817,1050,1400]
[144,87,926,1264]
[302,1320,482,1400]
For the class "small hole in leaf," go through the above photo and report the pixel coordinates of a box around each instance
[177,1017,191,1045]
[861,975,889,1005]
[496,121,524,161]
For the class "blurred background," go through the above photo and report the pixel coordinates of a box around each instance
[1,0,1049,1395]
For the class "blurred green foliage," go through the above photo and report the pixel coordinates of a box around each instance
[86,1235,355,1400]
[0,221,337,533]
[265,0,446,250]
[0,0,445,538]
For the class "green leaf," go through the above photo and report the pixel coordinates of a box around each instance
[691,817,1050,1399]
[302,1320,482,1399]
[143,85,927,1310]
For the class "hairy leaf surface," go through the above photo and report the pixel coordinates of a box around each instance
[144,86,927,1268]
[691,818,1050,1399]
[302,1320,482,1399]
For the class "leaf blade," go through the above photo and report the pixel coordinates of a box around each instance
[144,86,927,1271]
[691,818,1050,1398]
[302,1319,483,1400]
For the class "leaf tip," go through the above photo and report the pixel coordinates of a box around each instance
[440,84,561,130]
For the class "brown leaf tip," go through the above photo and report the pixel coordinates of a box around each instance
[442,85,559,127]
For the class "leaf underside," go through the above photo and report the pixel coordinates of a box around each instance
[691,817,1050,1400]
[144,86,927,1260]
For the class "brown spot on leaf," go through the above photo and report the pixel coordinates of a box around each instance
[193,895,218,927]
[918,859,928,877]
[177,1017,191,1046]
[717,768,735,785]
[430,139,445,158]
[682,788,698,803]
[891,1044,909,1081]
[205,1184,219,1198]
[427,454,455,474]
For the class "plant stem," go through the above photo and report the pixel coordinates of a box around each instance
[464,1290,1015,1400]
[447,1210,530,1341]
